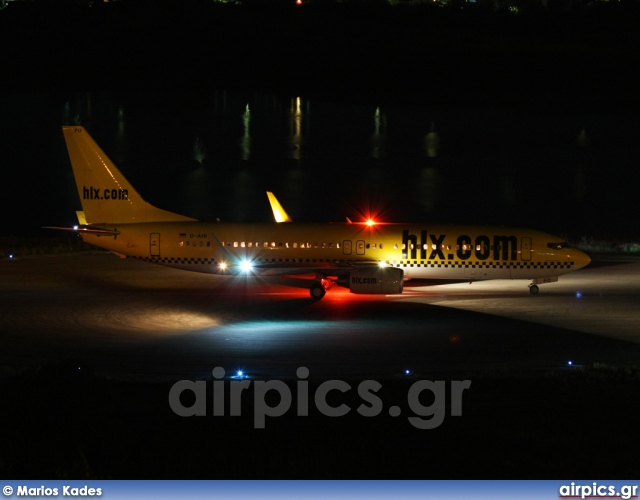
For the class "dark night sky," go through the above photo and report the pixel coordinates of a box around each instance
[2,0,640,239]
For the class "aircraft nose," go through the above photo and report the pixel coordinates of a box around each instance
[570,249,591,270]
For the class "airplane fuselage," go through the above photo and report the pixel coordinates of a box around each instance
[81,221,586,281]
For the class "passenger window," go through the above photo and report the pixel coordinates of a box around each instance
[233,242,238,248]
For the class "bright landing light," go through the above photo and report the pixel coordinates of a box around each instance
[366,219,376,226]
[240,260,254,273]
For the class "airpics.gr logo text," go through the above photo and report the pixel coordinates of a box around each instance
[168,367,471,429]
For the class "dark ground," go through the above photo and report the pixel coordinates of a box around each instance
[1,365,640,478]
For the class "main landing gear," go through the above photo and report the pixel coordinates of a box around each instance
[309,278,334,300]
[310,283,326,300]
[528,283,539,295]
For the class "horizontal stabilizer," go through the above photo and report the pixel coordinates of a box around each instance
[76,211,87,225]
[44,225,121,236]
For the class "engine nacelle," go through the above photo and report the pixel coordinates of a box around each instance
[347,267,404,294]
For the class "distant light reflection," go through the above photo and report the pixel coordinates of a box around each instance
[576,126,587,147]
[371,106,387,159]
[240,103,251,160]
[115,105,127,162]
[424,120,441,158]
[193,136,207,164]
[289,97,304,160]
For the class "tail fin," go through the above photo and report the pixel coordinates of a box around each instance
[62,126,196,224]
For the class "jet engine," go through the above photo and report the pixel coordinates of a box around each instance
[342,267,404,294]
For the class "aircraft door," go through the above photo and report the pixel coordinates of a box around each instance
[521,237,532,261]
[343,240,352,255]
[150,232,160,257]
[356,240,365,255]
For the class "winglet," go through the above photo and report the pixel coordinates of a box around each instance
[266,191,293,223]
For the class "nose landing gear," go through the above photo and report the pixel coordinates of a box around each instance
[528,276,557,294]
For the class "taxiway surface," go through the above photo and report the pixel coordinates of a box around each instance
[1,253,639,380]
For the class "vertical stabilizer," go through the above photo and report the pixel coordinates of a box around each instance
[62,126,196,224]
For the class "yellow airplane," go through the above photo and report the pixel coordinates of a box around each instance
[55,126,591,300]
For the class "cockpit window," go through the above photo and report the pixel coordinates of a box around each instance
[547,242,570,250]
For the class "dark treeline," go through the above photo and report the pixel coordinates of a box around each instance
[1,0,640,106]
